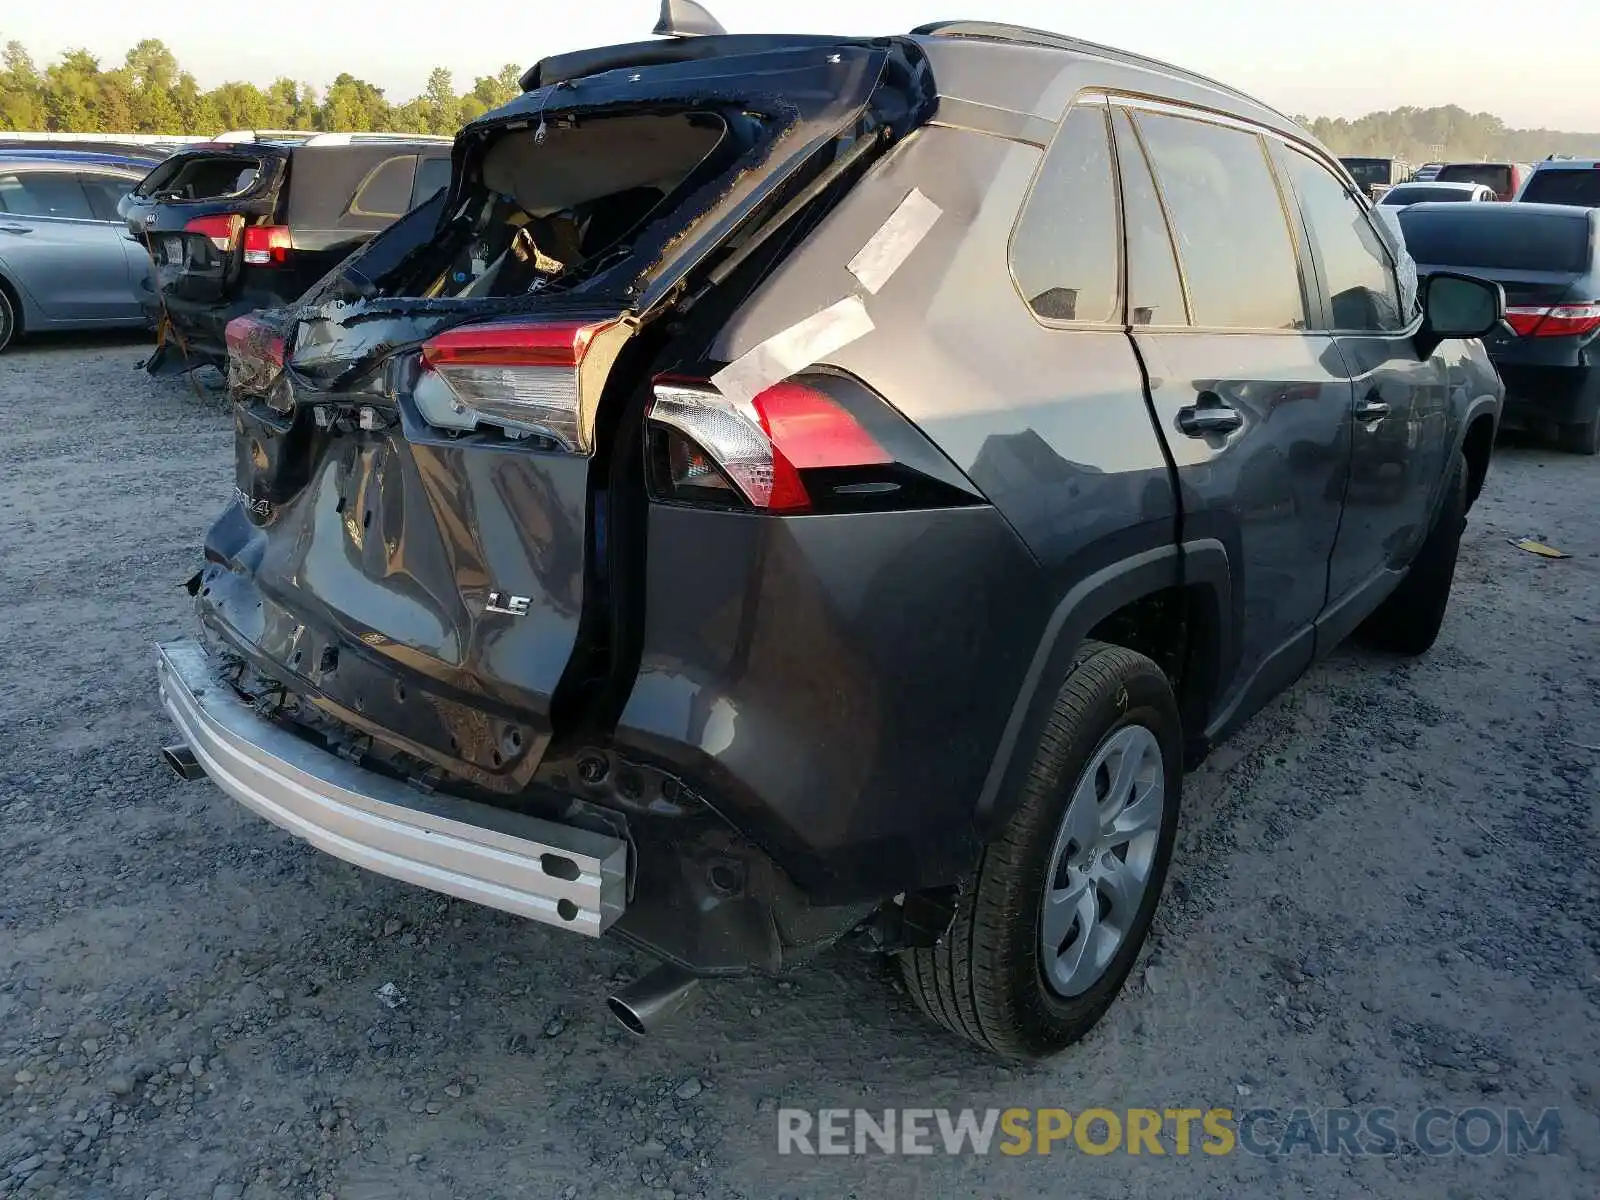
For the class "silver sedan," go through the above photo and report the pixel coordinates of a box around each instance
[0,158,153,352]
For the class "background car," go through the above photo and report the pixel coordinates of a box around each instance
[1517,158,1600,207]
[118,131,452,373]
[1400,200,1600,453]
[1412,162,1445,181]
[1432,160,1532,201]
[0,152,153,353]
[1340,155,1411,199]
[1379,180,1495,206]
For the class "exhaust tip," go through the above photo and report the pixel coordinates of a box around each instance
[606,994,651,1038]
[605,963,700,1037]
[161,742,205,782]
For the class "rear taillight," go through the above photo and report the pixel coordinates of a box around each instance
[419,319,620,451]
[183,213,243,253]
[225,314,287,402]
[242,225,292,266]
[646,374,981,515]
[1505,303,1600,338]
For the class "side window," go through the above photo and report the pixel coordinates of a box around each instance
[348,155,418,218]
[1281,150,1407,332]
[1011,102,1120,324]
[1110,109,1188,326]
[0,172,95,220]
[81,175,135,222]
[1135,112,1307,330]
[411,155,453,209]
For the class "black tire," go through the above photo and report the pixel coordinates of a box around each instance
[0,284,16,354]
[1557,416,1599,457]
[897,641,1182,1059]
[1356,451,1467,656]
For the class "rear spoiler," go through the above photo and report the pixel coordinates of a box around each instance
[519,33,854,91]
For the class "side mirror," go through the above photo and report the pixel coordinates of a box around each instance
[1417,272,1505,357]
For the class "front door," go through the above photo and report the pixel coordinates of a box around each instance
[1272,146,1453,615]
[1109,105,1353,733]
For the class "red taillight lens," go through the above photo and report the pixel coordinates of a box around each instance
[242,225,292,266]
[183,213,243,253]
[1505,303,1600,338]
[648,378,892,513]
[225,314,286,399]
[418,320,617,451]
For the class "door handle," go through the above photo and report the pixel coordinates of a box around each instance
[0,225,32,236]
[1355,393,1391,422]
[1177,391,1244,437]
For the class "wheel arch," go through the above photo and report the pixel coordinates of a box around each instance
[1459,403,1497,510]
[0,266,23,338]
[973,539,1232,837]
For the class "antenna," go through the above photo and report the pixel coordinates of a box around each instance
[654,0,726,37]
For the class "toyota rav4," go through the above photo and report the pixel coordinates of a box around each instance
[156,9,1506,1058]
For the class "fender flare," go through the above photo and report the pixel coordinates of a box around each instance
[973,538,1232,836]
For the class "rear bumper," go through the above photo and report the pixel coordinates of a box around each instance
[1494,363,1600,427]
[156,638,628,936]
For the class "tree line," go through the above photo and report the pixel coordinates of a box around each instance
[5,37,1600,161]
[0,39,522,135]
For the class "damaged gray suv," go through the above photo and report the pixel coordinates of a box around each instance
[157,9,1506,1058]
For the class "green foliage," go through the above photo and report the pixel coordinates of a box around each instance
[6,37,1599,160]
[0,38,527,136]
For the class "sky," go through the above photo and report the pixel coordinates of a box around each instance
[8,0,1599,131]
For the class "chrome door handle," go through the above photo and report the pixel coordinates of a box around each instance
[1355,398,1391,422]
[1177,395,1244,436]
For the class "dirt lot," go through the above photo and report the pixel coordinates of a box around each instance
[1,334,1597,1200]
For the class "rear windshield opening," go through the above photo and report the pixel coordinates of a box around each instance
[137,154,265,202]
[385,110,731,300]
[1435,164,1512,195]
[1399,210,1592,273]
[1520,169,1600,208]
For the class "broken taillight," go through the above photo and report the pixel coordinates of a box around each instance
[183,213,244,253]
[225,314,287,402]
[242,225,292,266]
[418,319,619,451]
[646,374,983,515]
[1504,303,1600,338]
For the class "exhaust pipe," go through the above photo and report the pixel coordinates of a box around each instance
[607,963,700,1036]
[161,742,206,782]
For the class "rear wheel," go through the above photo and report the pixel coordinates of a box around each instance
[0,285,16,354]
[897,641,1182,1059]
[1357,451,1467,655]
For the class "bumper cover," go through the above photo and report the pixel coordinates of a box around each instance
[156,638,627,936]
[1493,363,1600,427]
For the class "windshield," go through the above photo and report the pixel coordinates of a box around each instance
[1399,208,1592,272]
[1435,164,1512,194]
[1381,186,1477,205]
[1519,169,1600,208]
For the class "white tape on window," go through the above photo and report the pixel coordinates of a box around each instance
[847,187,943,294]
[710,296,875,409]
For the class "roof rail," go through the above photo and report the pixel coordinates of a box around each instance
[910,21,1288,119]
[211,129,453,147]
[0,131,191,147]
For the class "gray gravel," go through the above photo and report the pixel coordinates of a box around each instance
[2,334,1597,1199]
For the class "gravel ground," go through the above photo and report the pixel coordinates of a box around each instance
[2,334,1597,1200]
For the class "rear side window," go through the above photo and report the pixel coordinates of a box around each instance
[1281,150,1406,332]
[411,155,452,208]
[0,172,94,219]
[80,174,134,221]
[1135,112,1306,330]
[1011,103,1120,324]
[1435,164,1511,195]
[1111,108,1187,326]
[1520,168,1600,208]
[1398,209,1593,272]
[348,155,418,218]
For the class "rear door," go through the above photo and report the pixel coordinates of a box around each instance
[1111,105,1352,731]
[1275,145,1452,617]
[0,168,139,320]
